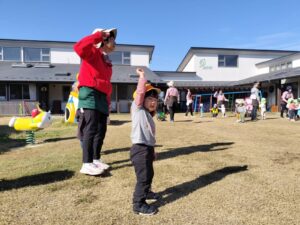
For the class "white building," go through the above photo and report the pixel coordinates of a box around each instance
[0,39,161,114]
[1,39,300,114]
[177,47,297,81]
[158,47,300,110]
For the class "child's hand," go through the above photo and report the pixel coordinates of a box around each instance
[136,68,145,79]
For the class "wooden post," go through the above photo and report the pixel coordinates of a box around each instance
[276,81,281,112]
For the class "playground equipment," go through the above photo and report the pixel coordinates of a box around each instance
[65,75,79,123]
[193,91,253,114]
[64,74,111,125]
[8,105,52,144]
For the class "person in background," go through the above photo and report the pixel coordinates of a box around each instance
[130,68,161,215]
[210,104,219,117]
[260,97,267,120]
[287,98,296,122]
[185,89,194,117]
[214,89,228,108]
[235,99,246,123]
[281,86,294,118]
[74,28,117,176]
[164,81,180,122]
[250,82,260,121]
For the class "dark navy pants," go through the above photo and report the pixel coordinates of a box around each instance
[130,144,154,204]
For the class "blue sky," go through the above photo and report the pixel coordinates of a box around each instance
[1,0,300,71]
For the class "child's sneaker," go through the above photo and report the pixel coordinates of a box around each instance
[133,202,158,215]
[146,191,161,201]
[93,159,110,170]
[80,163,104,176]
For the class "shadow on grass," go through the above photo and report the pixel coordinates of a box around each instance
[103,147,131,155]
[193,121,213,123]
[261,117,278,120]
[108,143,233,171]
[152,165,248,208]
[109,120,131,126]
[0,125,27,154]
[44,136,77,143]
[157,142,234,161]
[174,120,193,123]
[0,170,74,192]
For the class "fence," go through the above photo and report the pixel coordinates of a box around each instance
[0,101,39,116]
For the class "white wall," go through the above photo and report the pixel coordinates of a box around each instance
[186,53,280,81]
[130,52,149,67]
[183,55,196,72]
[51,48,80,64]
[256,67,269,75]
[293,59,300,68]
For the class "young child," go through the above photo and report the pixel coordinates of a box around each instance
[220,104,226,117]
[235,99,246,123]
[287,98,296,122]
[130,68,161,215]
[210,104,219,117]
[199,103,204,117]
[260,97,267,120]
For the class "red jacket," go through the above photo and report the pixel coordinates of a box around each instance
[74,31,112,105]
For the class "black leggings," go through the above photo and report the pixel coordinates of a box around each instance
[77,109,107,163]
[281,102,288,117]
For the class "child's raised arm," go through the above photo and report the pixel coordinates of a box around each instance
[134,68,147,107]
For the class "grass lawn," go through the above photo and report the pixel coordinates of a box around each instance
[0,113,299,225]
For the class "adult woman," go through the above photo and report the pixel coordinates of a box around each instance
[281,86,294,118]
[164,81,179,122]
[250,82,260,121]
[185,89,193,116]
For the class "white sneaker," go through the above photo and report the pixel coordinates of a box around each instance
[93,159,110,170]
[80,163,104,175]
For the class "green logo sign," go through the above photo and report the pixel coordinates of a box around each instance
[199,59,212,70]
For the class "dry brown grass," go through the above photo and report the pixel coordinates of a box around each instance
[0,113,299,225]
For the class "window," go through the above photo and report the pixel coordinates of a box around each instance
[41,48,50,62]
[287,62,292,68]
[218,55,238,67]
[62,86,71,101]
[281,63,287,70]
[109,51,131,65]
[123,51,131,65]
[0,84,6,100]
[9,84,30,100]
[3,47,21,61]
[270,66,275,72]
[109,51,122,64]
[276,65,280,71]
[24,47,50,62]
[0,47,2,60]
